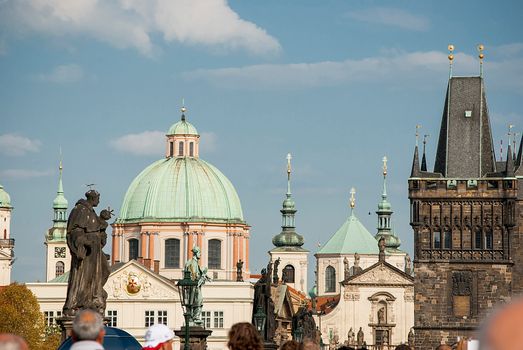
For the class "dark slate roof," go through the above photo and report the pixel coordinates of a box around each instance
[516,134,523,176]
[434,77,496,178]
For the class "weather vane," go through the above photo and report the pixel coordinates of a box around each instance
[86,183,96,190]
[415,124,422,146]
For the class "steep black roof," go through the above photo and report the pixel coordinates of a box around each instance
[434,77,497,178]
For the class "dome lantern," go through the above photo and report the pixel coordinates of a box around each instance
[166,104,200,159]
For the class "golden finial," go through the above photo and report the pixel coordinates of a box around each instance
[180,98,187,121]
[478,44,484,77]
[382,156,388,177]
[448,44,454,78]
[349,187,356,210]
[286,153,292,195]
[415,124,422,146]
[287,153,292,175]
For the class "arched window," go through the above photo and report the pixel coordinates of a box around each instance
[165,239,180,268]
[169,142,174,157]
[3,229,6,239]
[433,229,441,249]
[474,228,482,249]
[282,265,295,283]
[485,230,493,250]
[55,261,65,277]
[443,228,452,249]
[325,266,336,293]
[178,142,184,156]
[129,239,139,260]
[208,239,221,269]
[189,142,194,157]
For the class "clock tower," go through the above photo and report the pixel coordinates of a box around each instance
[45,160,69,281]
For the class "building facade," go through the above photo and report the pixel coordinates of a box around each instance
[111,108,250,281]
[0,184,14,286]
[409,75,523,348]
[44,161,70,282]
[269,154,309,295]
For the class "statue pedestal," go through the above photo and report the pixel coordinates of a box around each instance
[175,326,212,350]
[57,316,75,343]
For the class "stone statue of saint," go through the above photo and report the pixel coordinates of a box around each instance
[378,237,386,261]
[352,253,363,275]
[343,257,349,280]
[347,327,354,345]
[273,257,280,284]
[236,259,244,282]
[184,246,211,326]
[408,328,414,346]
[63,190,111,316]
[378,307,385,324]
[405,254,412,274]
[357,327,364,346]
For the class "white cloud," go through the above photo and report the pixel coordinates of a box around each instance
[111,130,218,156]
[0,169,53,179]
[38,64,84,83]
[184,51,475,89]
[0,0,280,57]
[0,134,41,156]
[184,48,523,94]
[345,7,429,31]
[110,131,164,156]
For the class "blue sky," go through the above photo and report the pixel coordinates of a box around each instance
[1,0,522,283]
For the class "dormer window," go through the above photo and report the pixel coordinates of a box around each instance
[178,142,184,156]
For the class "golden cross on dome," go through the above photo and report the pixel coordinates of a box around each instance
[350,187,356,209]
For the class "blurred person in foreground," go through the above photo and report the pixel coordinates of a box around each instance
[299,339,320,350]
[480,296,523,350]
[227,322,263,350]
[142,324,174,350]
[71,309,105,350]
[280,340,299,350]
[0,334,29,350]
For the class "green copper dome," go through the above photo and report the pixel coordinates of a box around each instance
[167,118,199,136]
[0,184,12,208]
[116,157,245,224]
[317,211,379,255]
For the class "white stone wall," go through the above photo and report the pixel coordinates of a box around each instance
[269,250,309,294]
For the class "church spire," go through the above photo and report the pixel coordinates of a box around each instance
[421,134,428,171]
[272,153,304,248]
[410,125,422,177]
[376,157,401,251]
[52,156,68,218]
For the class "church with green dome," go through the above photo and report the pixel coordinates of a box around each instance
[111,107,250,281]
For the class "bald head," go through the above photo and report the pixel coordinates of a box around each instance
[73,309,105,343]
[0,334,29,350]
[480,297,523,350]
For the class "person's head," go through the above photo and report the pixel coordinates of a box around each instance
[143,324,174,350]
[435,345,452,350]
[227,322,263,350]
[0,334,29,350]
[280,340,299,350]
[72,309,105,344]
[85,190,100,207]
[299,340,320,350]
[480,297,523,350]
[192,246,201,259]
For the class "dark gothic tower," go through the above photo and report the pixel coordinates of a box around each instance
[408,48,522,349]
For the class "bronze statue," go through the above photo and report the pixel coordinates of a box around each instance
[63,190,111,316]
[292,305,317,341]
[184,246,211,326]
[236,259,244,282]
[253,262,276,343]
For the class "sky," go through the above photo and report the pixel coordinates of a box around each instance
[1,0,522,283]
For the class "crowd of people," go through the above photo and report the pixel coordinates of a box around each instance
[1,296,523,349]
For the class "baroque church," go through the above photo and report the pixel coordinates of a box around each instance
[408,52,523,349]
